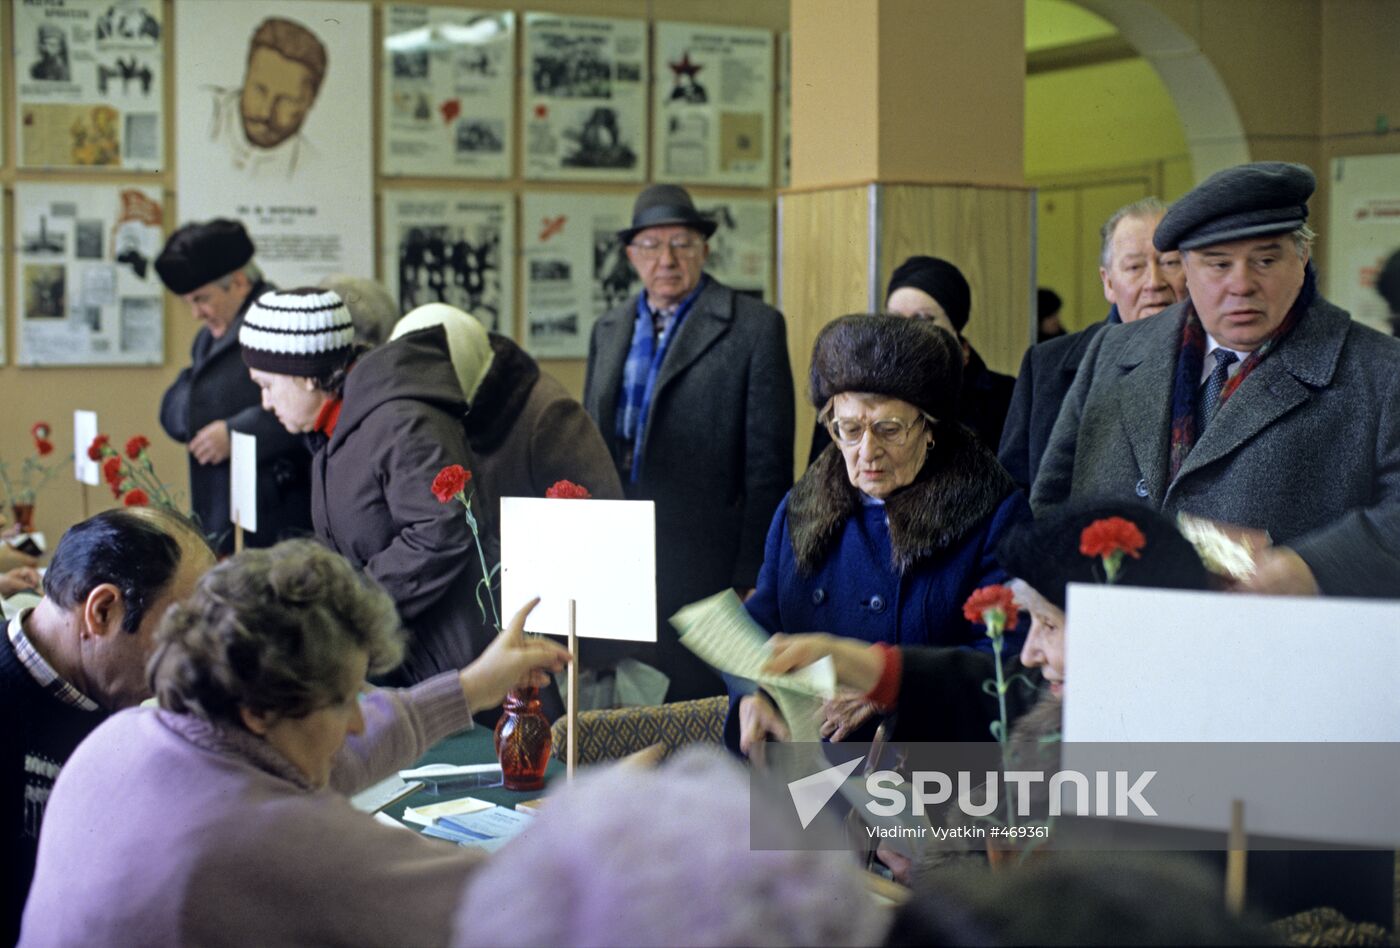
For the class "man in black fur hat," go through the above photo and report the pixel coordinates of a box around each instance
[1034,162,1400,598]
[583,184,794,701]
[156,219,311,554]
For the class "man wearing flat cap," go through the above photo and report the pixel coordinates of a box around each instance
[584,183,795,700]
[1035,162,1400,597]
[156,219,311,554]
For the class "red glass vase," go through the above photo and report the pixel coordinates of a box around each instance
[11,503,35,534]
[493,686,552,791]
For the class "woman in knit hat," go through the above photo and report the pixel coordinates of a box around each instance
[730,314,1031,756]
[239,288,487,684]
[806,256,1017,465]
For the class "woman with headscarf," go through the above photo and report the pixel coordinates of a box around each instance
[731,314,1030,755]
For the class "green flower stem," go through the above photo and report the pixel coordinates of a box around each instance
[459,488,500,631]
[989,622,1017,828]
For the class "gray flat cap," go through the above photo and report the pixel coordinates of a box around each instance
[1154,162,1315,252]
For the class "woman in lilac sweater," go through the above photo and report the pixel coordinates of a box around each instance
[21,540,568,948]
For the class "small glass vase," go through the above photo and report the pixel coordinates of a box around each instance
[11,502,36,534]
[493,685,552,791]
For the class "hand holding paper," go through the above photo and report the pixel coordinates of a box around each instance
[670,590,836,744]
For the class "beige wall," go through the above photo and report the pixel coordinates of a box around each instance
[0,0,788,548]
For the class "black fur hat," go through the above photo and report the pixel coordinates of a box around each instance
[995,499,1213,611]
[809,313,962,420]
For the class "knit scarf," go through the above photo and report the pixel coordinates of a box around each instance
[1168,262,1316,480]
[614,276,706,483]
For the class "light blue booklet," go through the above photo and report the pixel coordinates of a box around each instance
[421,804,533,853]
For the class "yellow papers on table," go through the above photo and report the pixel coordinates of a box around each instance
[402,796,494,828]
[670,590,836,743]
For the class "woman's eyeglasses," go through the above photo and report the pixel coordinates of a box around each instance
[825,413,932,447]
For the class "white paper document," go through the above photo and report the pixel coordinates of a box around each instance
[670,590,836,743]
[229,432,257,533]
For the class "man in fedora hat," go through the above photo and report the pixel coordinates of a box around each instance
[584,183,795,700]
[1034,162,1400,597]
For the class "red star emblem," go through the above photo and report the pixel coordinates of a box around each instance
[669,51,702,78]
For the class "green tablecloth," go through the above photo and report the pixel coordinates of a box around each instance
[384,725,562,821]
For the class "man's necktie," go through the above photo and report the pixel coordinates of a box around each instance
[1201,348,1239,431]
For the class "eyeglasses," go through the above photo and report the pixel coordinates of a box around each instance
[629,237,704,259]
[825,413,932,447]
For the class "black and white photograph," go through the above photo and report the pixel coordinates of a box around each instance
[75,221,105,260]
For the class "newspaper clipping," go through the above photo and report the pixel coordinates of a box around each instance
[653,22,773,188]
[15,183,164,366]
[382,189,515,334]
[521,191,635,358]
[15,0,164,170]
[173,0,373,285]
[778,31,791,188]
[695,196,773,302]
[381,5,514,179]
[523,14,646,182]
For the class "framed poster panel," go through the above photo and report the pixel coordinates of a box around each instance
[173,0,373,285]
[14,0,165,171]
[15,183,164,366]
[521,191,635,358]
[1327,154,1400,334]
[381,189,515,335]
[523,13,646,182]
[695,195,774,303]
[653,22,773,188]
[381,6,514,179]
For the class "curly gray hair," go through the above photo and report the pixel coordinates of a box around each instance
[148,540,404,725]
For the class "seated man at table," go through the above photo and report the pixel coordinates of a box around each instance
[1,507,212,944]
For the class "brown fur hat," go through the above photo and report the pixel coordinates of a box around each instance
[808,313,962,421]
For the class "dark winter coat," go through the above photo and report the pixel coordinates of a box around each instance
[309,327,486,683]
[1033,296,1400,597]
[726,426,1031,749]
[997,308,1118,493]
[465,333,623,544]
[584,277,795,700]
[159,280,311,554]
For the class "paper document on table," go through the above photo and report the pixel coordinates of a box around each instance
[671,590,836,743]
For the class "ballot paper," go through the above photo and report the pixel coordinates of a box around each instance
[349,775,423,814]
[422,804,534,853]
[670,590,836,743]
[401,795,494,828]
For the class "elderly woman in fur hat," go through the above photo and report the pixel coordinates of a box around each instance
[729,314,1031,757]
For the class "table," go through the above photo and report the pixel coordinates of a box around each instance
[384,726,563,822]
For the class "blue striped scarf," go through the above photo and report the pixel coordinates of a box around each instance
[615,277,707,483]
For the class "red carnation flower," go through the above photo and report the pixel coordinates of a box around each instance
[125,435,150,460]
[962,584,1019,632]
[545,479,591,500]
[102,456,124,486]
[1079,517,1147,560]
[31,421,51,441]
[87,434,110,462]
[123,488,149,507]
[431,465,471,503]
[35,439,54,457]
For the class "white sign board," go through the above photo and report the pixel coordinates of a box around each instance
[499,497,655,642]
[1062,584,1400,845]
[229,431,257,534]
[73,410,98,485]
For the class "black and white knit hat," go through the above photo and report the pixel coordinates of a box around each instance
[239,288,356,377]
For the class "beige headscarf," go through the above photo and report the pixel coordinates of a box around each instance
[389,303,495,402]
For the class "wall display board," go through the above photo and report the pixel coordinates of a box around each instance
[173,0,373,286]
[14,183,164,366]
[521,191,635,358]
[523,13,646,182]
[1327,154,1400,334]
[381,189,515,333]
[381,5,514,179]
[14,0,164,170]
[695,196,773,302]
[652,22,773,188]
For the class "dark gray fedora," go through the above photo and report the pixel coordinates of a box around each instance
[617,184,717,244]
